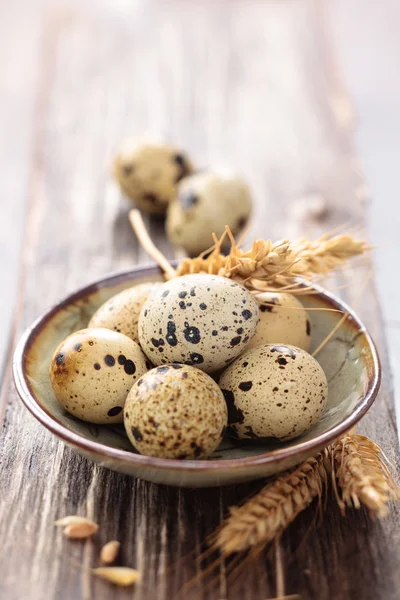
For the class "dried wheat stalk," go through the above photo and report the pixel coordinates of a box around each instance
[129,210,369,294]
[214,434,398,556]
[177,230,368,293]
[329,434,399,518]
[215,452,329,555]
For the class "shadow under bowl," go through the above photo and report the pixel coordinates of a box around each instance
[13,265,380,487]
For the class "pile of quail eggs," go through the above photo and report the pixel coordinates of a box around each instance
[112,137,253,256]
[50,273,328,460]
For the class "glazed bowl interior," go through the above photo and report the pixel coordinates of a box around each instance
[13,266,380,487]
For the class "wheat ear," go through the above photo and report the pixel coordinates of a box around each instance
[176,229,369,292]
[215,452,329,556]
[329,434,399,518]
[129,211,369,294]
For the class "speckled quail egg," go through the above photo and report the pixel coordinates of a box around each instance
[219,344,328,441]
[124,364,227,459]
[166,170,252,256]
[89,282,161,345]
[138,274,259,373]
[245,292,311,352]
[112,137,194,215]
[49,328,151,424]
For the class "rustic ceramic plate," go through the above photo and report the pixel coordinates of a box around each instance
[13,265,380,487]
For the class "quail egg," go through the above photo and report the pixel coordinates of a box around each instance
[49,328,150,424]
[166,170,252,256]
[245,292,311,352]
[124,364,227,459]
[112,137,193,215]
[138,274,259,373]
[219,344,328,441]
[89,282,161,344]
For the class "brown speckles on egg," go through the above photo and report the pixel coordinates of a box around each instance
[238,381,253,391]
[183,324,201,344]
[173,153,192,183]
[259,304,273,313]
[124,365,227,459]
[122,163,133,177]
[138,274,258,373]
[244,425,260,439]
[166,321,178,347]
[221,389,245,424]
[306,319,311,336]
[55,353,65,366]
[124,360,136,375]
[219,344,328,442]
[49,328,150,425]
[186,352,204,365]
[104,355,115,367]
[131,426,143,441]
[107,406,123,417]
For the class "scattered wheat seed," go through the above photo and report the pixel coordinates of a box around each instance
[55,516,98,528]
[92,567,140,586]
[100,540,120,564]
[63,521,99,539]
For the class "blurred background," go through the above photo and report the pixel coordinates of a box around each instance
[1,0,399,423]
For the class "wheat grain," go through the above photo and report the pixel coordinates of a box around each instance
[55,516,97,527]
[55,516,99,539]
[92,567,140,586]
[215,453,329,555]
[63,522,99,539]
[100,540,120,564]
[330,434,399,518]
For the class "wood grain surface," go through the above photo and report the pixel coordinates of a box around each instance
[0,1,399,599]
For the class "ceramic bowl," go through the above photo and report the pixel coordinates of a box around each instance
[13,265,380,487]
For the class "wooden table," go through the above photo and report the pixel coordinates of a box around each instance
[1,1,399,599]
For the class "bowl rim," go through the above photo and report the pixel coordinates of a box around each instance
[13,263,381,473]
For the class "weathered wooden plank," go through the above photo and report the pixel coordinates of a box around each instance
[0,0,50,374]
[332,0,400,429]
[0,1,399,600]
